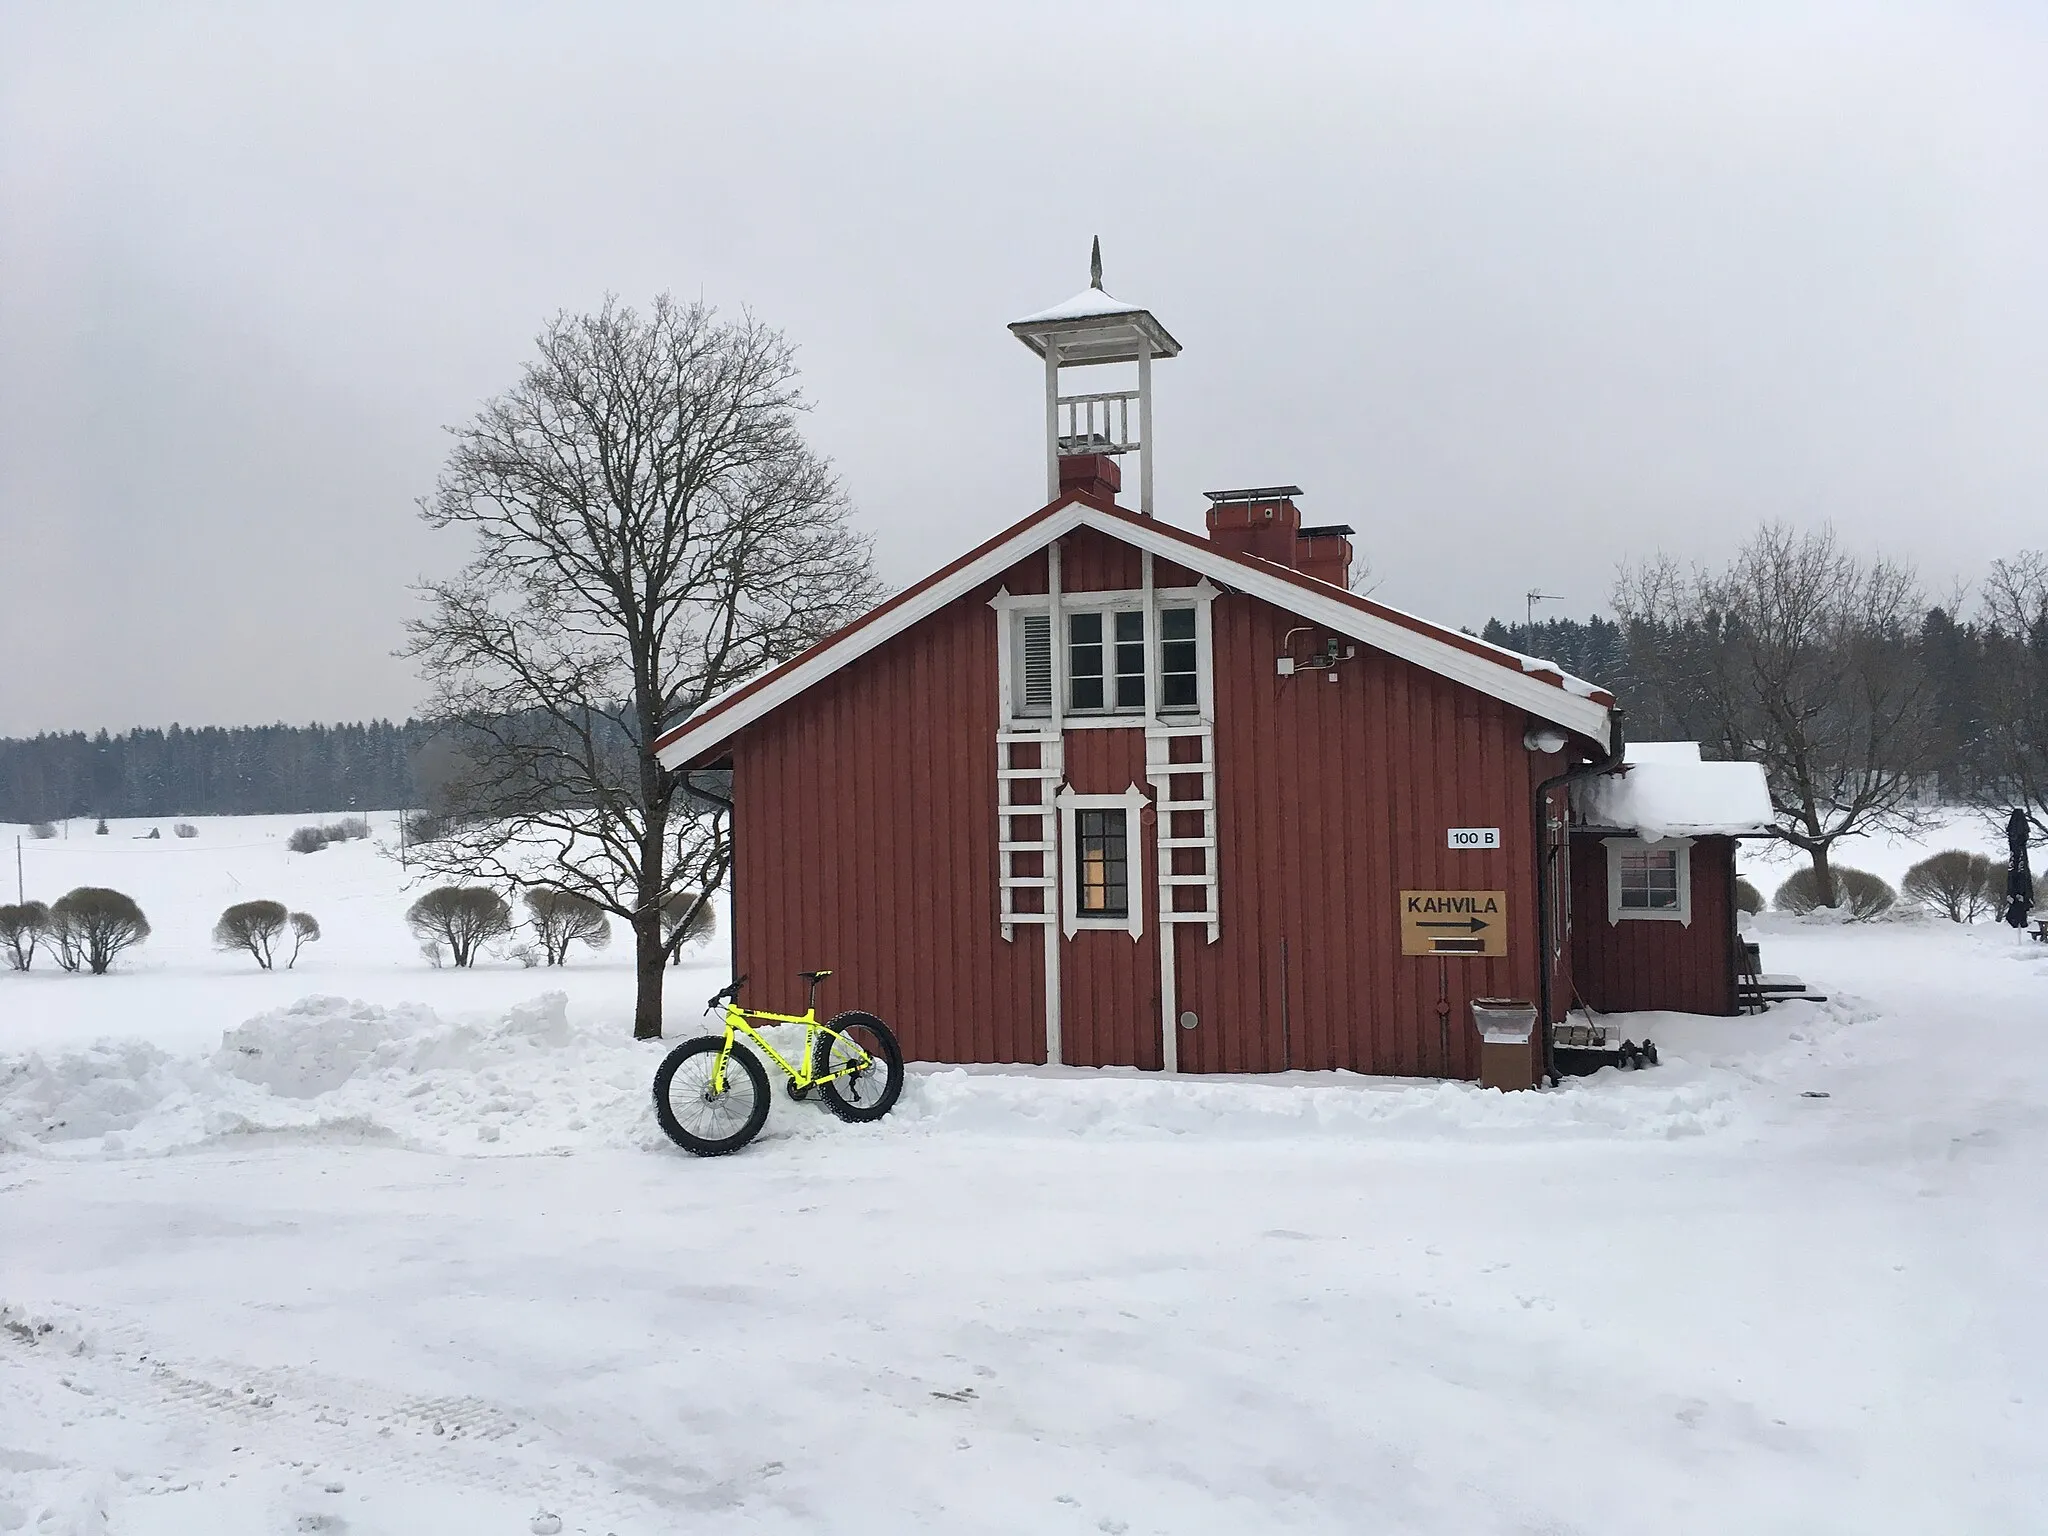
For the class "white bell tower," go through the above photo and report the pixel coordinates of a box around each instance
[1008,238,1182,516]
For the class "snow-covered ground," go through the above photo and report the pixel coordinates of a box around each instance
[2,811,2044,1532]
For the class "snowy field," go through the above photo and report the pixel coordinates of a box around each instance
[2,811,2045,1533]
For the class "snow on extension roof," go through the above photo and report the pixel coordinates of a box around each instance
[1573,742,1776,840]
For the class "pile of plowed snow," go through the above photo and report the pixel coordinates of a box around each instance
[0,991,1830,1158]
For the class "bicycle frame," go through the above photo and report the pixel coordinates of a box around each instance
[710,1002,873,1094]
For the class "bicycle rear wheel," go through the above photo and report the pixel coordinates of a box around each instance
[812,1012,905,1124]
[653,1036,771,1156]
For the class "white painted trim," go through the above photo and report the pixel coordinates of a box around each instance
[1056,784,1148,940]
[653,501,1611,770]
[1603,835,1695,926]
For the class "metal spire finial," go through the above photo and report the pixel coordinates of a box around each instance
[1089,235,1103,290]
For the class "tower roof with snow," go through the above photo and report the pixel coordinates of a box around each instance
[1008,237,1181,365]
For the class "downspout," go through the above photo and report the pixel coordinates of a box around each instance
[1533,709,1626,1086]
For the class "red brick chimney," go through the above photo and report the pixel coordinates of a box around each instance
[1058,452,1123,503]
[1203,486,1302,564]
[1295,524,1355,589]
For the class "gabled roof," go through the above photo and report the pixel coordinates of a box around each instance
[654,493,1614,770]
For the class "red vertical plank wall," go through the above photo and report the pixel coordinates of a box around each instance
[1568,835,1738,1016]
[1172,590,1553,1080]
[721,528,1587,1079]
[728,580,1044,1063]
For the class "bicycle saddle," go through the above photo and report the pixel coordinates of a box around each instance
[799,969,833,983]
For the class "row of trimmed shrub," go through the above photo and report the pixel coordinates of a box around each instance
[3,882,716,975]
[406,886,715,969]
[285,816,372,854]
[0,889,151,974]
[1733,848,2027,924]
[23,820,199,839]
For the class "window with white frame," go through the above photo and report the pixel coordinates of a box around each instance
[1006,597,1205,720]
[1604,836,1693,925]
[1056,785,1148,937]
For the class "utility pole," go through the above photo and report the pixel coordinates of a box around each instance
[1525,589,1563,651]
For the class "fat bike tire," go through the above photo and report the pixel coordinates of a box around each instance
[813,1012,905,1124]
[653,1036,771,1156]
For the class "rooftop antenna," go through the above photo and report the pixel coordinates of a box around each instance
[1008,241,1181,516]
[1525,589,1563,649]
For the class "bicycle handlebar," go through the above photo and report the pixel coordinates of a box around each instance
[705,974,748,1013]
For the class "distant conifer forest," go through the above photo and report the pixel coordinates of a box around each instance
[0,720,425,822]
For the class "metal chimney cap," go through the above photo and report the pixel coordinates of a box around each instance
[1203,486,1304,505]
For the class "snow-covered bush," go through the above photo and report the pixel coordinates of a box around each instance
[321,816,371,842]
[0,901,50,970]
[406,886,512,968]
[1900,851,2000,923]
[287,825,329,854]
[173,822,198,838]
[49,886,150,973]
[1774,866,1896,921]
[1735,877,1764,916]
[94,818,108,835]
[523,888,611,966]
[28,821,56,840]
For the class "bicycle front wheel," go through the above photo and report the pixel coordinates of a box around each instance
[812,1012,905,1124]
[653,1036,771,1156]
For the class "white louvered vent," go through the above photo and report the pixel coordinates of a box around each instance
[1018,611,1052,714]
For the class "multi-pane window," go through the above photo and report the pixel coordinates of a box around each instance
[1010,600,1204,719]
[1617,846,1681,910]
[1160,607,1197,710]
[1068,612,1106,710]
[1074,808,1129,918]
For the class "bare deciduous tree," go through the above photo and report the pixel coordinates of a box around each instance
[1615,524,1941,897]
[214,900,290,969]
[0,901,50,970]
[287,912,320,968]
[523,888,611,966]
[406,887,512,968]
[404,296,881,1037]
[661,888,717,965]
[1972,550,2048,843]
[49,887,150,974]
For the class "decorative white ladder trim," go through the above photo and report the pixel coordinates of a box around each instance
[998,728,1064,941]
[1145,722,1219,944]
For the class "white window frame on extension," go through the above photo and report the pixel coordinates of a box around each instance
[1603,835,1694,926]
[1055,784,1148,939]
[991,581,1216,729]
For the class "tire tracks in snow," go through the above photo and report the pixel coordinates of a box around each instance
[0,1300,719,1531]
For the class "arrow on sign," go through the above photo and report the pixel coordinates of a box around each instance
[1419,917,1489,933]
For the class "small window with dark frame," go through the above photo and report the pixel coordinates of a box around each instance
[1113,610,1146,709]
[1069,612,1105,711]
[1075,808,1129,918]
[1159,606,1198,710]
[1618,846,1681,910]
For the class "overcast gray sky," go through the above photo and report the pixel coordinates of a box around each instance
[3,2,2043,736]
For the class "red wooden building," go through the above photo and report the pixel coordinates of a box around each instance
[1567,742,1775,1019]
[655,258,1751,1083]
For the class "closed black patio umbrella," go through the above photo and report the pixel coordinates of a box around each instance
[2008,808,2037,929]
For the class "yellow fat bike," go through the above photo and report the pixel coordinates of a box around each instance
[652,971,904,1157]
